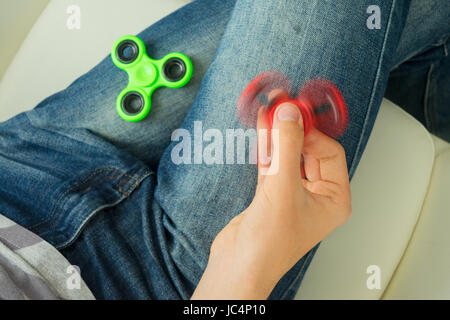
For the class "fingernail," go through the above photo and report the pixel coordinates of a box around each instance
[277,103,300,122]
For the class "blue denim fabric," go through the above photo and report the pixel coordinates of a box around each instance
[0,0,448,299]
[385,0,450,141]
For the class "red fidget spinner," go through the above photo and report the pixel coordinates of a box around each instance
[237,71,348,138]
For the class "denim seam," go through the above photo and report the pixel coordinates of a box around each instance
[28,167,142,231]
[423,63,435,132]
[443,35,449,56]
[280,245,317,300]
[349,0,396,177]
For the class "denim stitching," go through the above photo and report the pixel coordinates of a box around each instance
[423,63,435,132]
[56,169,154,250]
[349,0,396,177]
[443,35,449,56]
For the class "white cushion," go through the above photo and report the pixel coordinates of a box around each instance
[382,148,450,299]
[0,0,49,81]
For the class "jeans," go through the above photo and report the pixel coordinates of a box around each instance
[0,0,449,299]
[385,0,450,141]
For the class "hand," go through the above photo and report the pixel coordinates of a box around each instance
[192,101,351,300]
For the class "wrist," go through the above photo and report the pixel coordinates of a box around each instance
[192,260,276,300]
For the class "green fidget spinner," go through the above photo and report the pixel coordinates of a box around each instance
[111,35,193,122]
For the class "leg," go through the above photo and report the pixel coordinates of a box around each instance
[153,0,412,299]
[24,0,236,170]
[40,0,450,299]
[62,0,449,299]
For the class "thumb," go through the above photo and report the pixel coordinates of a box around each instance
[271,102,304,179]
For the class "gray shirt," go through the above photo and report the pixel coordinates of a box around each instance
[0,214,94,300]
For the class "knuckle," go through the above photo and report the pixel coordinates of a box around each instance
[332,140,345,155]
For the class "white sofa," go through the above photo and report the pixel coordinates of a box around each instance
[1,0,449,299]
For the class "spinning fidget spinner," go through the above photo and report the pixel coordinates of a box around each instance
[237,71,348,138]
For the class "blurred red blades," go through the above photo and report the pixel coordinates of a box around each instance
[236,70,291,128]
[237,71,348,139]
[297,78,348,138]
